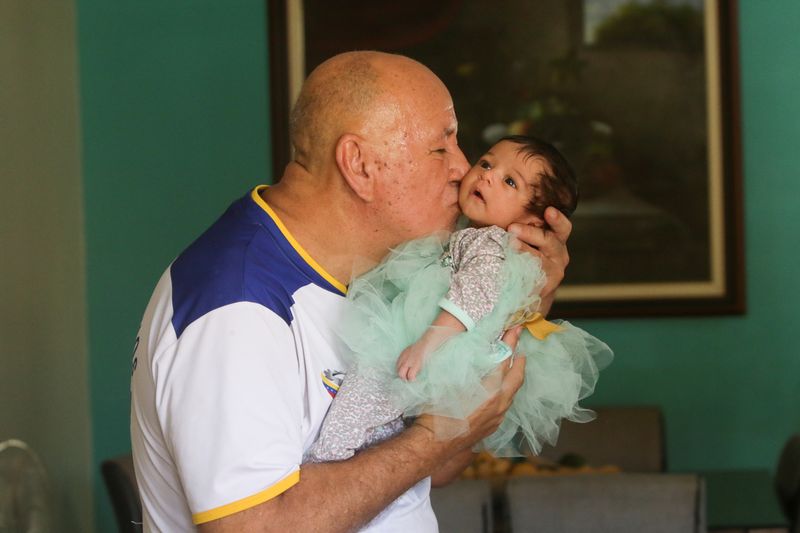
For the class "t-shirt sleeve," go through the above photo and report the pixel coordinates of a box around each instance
[441,226,507,329]
[158,302,303,524]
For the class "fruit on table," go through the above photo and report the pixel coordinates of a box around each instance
[509,462,538,477]
[461,451,619,479]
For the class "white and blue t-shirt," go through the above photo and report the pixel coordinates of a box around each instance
[130,186,435,532]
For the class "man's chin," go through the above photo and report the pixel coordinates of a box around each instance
[434,220,458,234]
[408,212,464,239]
[451,212,470,230]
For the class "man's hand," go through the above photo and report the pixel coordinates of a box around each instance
[508,207,572,316]
[414,326,526,456]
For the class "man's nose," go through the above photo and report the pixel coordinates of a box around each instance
[449,147,470,182]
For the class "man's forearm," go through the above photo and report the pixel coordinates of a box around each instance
[430,449,474,487]
[200,424,449,533]
[201,330,527,532]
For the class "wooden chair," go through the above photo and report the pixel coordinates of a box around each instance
[776,434,800,533]
[100,453,142,533]
[537,406,666,472]
[430,479,493,533]
[507,473,705,533]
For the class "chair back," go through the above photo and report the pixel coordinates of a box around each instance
[100,453,142,533]
[430,479,493,533]
[538,406,666,472]
[507,473,704,533]
[776,434,800,533]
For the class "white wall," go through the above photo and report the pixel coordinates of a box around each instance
[0,1,93,530]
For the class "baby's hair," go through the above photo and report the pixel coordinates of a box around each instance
[499,135,578,220]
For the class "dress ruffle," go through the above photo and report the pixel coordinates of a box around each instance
[339,233,613,456]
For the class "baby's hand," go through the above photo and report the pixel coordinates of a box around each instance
[397,342,428,381]
[397,311,466,381]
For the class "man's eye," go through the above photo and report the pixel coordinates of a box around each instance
[479,160,491,169]
[504,176,517,188]
[433,148,447,154]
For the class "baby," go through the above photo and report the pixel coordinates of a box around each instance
[307,135,611,463]
[396,135,579,382]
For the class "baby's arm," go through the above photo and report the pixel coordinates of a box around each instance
[397,310,466,381]
[397,227,507,381]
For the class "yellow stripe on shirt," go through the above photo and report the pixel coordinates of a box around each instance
[192,469,300,524]
[251,186,348,295]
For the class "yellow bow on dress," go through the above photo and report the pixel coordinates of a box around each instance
[522,312,564,340]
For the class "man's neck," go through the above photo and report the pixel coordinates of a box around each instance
[261,168,385,285]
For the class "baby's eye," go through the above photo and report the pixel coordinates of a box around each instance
[479,159,491,170]
[504,176,517,189]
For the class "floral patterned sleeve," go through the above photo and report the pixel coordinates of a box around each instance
[439,225,508,330]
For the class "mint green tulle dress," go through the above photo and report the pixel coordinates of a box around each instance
[338,227,613,457]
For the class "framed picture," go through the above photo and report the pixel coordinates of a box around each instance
[268,0,744,317]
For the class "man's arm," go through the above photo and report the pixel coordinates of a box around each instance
[430,449,475,487]
[200,327,526,533]
[508,206,573,316]
[199,425,443,533]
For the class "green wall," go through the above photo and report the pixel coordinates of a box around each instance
[0,2,92,531]
[75,0,800,529]
[76,1,270,529]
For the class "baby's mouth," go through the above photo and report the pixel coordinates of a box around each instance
[473,190,484,201]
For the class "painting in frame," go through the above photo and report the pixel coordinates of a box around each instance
[267,0,744,318]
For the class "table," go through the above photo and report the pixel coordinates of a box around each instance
[702,470,789,532]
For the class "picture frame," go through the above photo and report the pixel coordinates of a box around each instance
[267,0,744,318]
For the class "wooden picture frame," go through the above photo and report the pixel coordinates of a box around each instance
[267,0,744,317]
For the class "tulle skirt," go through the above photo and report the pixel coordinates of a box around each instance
[339,233,613,456]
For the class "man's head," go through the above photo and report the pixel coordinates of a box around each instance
[459,136,578,230]
[289,52,383,169]
[288,52,469,247]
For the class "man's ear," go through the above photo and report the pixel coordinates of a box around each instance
[335,133,375,202]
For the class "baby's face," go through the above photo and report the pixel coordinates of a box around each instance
[459,140,546,229]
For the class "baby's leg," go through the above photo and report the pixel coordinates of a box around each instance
[305,369,403,462]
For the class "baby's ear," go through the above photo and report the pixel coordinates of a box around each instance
[518,212,546,228]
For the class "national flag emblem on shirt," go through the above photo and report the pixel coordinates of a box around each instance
[321,369,345,398]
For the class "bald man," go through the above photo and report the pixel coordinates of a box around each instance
[131,52,572,532]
